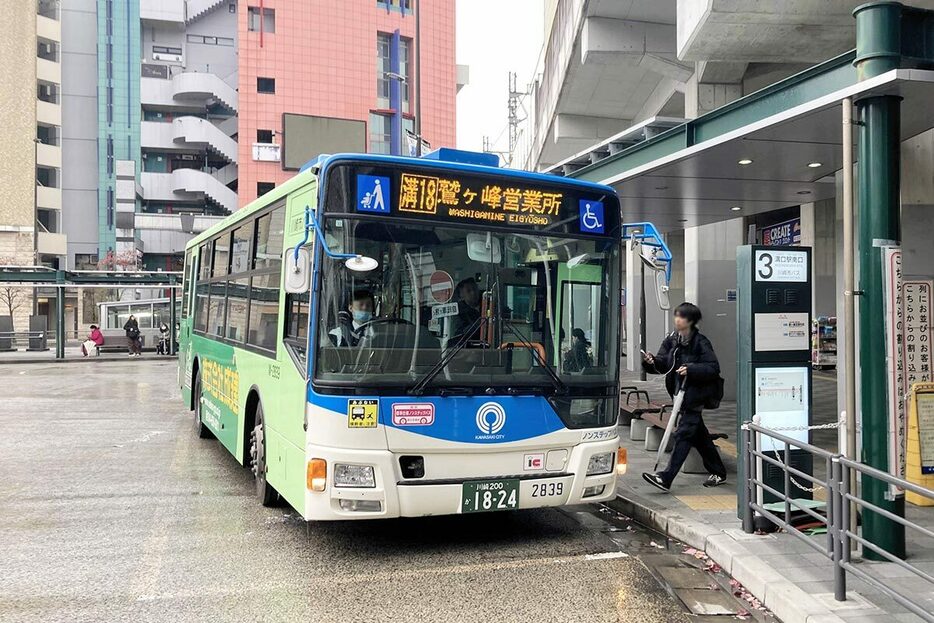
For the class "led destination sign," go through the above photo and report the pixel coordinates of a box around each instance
[329,161,619,235]
[398,173,564,227]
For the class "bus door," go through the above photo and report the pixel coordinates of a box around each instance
[554,263,604,374]
[178,248,197,389]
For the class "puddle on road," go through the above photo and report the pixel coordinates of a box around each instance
[576,504,775,622]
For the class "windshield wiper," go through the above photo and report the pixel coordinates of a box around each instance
[500,317,568,395]
[407,315,487,396]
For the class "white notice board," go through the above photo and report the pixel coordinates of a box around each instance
[754,312,809,352]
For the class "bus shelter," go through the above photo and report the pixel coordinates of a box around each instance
[548,2,934,565]
[0,267,181,359]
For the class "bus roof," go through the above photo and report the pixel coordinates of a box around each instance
[185,151,618,250]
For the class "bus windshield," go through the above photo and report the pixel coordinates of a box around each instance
[314,218,620,393]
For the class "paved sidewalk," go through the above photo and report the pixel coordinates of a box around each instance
[615,371,934,623]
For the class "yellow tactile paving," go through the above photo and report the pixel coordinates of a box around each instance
[674,494,737,510]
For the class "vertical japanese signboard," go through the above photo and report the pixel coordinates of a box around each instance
[882,247,906,490]
[902,280,933,385]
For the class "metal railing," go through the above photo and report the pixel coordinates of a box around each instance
[741,420,934,622]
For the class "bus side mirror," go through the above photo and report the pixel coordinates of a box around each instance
[285,247,311,293]
[654,270,671,311]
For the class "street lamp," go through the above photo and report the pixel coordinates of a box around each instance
[33,137,41,315]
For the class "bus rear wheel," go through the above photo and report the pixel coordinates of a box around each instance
[249,402,279,507]
[193,372,212,439]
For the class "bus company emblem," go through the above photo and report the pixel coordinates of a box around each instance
[475,402,507,437]
[391,403,435,426]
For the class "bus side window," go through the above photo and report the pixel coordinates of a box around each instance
[181,249,192,319]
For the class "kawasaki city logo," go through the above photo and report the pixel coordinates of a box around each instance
[475,402,506,440]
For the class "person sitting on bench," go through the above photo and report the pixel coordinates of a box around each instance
[640,302,727,492]
[81,324,104,357]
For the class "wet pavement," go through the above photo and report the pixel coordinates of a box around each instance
[1,360,768,622]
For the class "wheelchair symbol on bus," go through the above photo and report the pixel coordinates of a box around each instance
[579,200,604,234]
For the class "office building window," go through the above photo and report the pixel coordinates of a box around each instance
[257,129,273,143]
[377,0,413,10]
[187,34,234,46]
[369,113,392,154]
[248,7,275,32]
[257,182,275,197]
[257,77,275,94]
[376,33,411,112]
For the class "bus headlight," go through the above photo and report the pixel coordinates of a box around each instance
[333,464,376,488]
[586,452,614,476]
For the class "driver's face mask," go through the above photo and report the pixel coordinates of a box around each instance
[352,310,372,324]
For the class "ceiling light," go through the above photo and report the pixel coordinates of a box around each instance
[730,206,742,212]
[738,159,753,165]
[807,162,822,168]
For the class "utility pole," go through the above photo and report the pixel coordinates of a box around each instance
[507,72,526,164]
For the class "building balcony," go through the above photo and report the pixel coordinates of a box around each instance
[36,185,62,211]
[36,14,61,42]
[37,57,61,85]
[36,142,61,169]
[135,212,225,234]
[141,71,237,113]
[140,0,185,24]
[36,99,61,126]
[141,169,237,214]
[37,231,67,257]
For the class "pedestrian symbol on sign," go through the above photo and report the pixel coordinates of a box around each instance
[357,175,390,214]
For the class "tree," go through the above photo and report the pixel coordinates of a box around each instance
[0,286,26,322]
[0,255,28,329]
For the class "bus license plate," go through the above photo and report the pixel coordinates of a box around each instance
[461,479,519,513]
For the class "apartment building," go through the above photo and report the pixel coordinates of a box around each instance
[0,0,65,325]
[57,0,457,274]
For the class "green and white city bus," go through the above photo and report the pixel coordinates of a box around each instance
[178,149,626,520]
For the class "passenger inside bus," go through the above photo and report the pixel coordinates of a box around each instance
[452,277,482,341]
[328,289,375,347]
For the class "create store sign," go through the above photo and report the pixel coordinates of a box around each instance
[760,218,801,247]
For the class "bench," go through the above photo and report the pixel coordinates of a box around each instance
[97,335,146,354]
[620,389,672,442]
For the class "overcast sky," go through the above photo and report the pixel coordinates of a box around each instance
[455,0,544,159]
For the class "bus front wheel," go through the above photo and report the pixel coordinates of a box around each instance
[249,402,280,507]
[193,372,213,439]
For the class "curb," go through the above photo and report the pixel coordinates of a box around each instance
[608,493,847,623]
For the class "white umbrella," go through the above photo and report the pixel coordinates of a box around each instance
[654,388,685,471]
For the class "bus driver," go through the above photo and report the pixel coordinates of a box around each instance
[329,289,375,347]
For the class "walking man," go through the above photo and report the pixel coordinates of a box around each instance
[641,302,727,492]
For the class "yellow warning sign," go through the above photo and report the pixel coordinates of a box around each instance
[347,399,378,428]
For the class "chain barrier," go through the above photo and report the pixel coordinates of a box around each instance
[757,415,849,493]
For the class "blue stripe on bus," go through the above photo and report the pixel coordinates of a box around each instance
[306,388,566,444]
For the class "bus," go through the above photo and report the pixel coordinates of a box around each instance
[177,149,625,520]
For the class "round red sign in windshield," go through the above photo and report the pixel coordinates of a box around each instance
[429,270,455,303]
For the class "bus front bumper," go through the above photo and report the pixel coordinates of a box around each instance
[302,438,620,521]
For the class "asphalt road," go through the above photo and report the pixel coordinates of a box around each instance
[1,360,700,623]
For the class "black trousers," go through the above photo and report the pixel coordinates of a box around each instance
[658,408,726,487]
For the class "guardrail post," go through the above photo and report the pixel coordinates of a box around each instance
[841,460,852,562]
[55,271,65,360]
[742,424,755,533]
[831,457,847,601]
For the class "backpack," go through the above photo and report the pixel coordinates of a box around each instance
[705,375,725,410]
